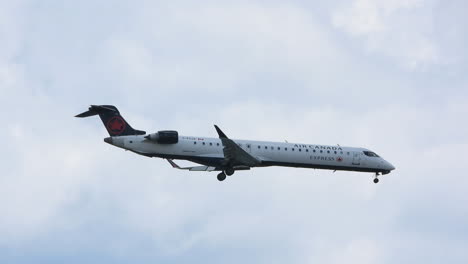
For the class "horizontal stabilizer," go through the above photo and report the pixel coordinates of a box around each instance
[75,105,118,118]
[75,109,98,118]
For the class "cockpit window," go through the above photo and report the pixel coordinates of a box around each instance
[363,151,380,157]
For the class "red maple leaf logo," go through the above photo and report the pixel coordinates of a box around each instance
[106,116,126,135]
[337,157,343,162]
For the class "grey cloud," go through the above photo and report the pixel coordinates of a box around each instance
[1,0,467,263]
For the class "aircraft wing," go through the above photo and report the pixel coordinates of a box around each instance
[214,125,261,167]
[167,159,218,171]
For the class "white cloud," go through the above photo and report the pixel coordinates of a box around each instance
[330,238,381,264]
[332,0,442,70]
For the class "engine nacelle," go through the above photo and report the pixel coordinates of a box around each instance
[144,130,179,144]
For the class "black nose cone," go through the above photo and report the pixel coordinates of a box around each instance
[104,137,113,144]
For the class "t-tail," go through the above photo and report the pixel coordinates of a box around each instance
[75,105,146,136]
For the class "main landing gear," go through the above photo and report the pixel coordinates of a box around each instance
[217,172,227,181]
[217,169,235,181]
[373,173,380,184]
[225,168,235,176]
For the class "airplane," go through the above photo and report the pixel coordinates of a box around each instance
[76,105,395,183]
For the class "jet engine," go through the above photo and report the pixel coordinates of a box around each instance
[144,130,178,144]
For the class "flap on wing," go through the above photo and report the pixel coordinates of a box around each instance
[214,125,260,167]
[167,159,218,172]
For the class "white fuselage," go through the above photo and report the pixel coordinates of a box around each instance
[107,135,395,174]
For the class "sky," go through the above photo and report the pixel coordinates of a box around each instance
[1,0,467,263]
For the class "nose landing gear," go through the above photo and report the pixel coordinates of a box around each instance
[373,173,380,184]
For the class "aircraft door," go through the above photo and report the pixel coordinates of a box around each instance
[352,152,361,165]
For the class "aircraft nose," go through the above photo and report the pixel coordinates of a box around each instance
[386,161,395,171]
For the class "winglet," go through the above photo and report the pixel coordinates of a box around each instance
[214,125,228,138]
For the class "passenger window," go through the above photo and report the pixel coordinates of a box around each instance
[258,145,261,149]
[327,150,330,154]
[313,150,316,153]
[217,143,220,146]
[347,152,350,155]
[285,148,288,151]
[194,142,197,145]
[265,146,268,150]
[278,147,281,150]
[320,150,323,153]
[247,144,251,148]
[299,149,302,152]
[334,151,337,154]
[210,142,212,146]
[306,149,309,152]
[203,142,205,145]
[292,148,295,151]
[271,146,274,150]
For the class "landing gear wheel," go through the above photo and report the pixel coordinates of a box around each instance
[225,168,235,176]
[374,172,380,184]
[217,172,227,181]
